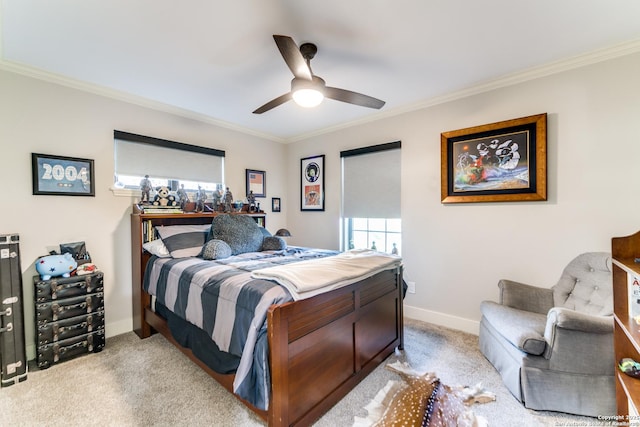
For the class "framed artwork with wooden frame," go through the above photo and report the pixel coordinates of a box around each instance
[301,154,325,211]
[32,153,95,196]
[246,169,266,198]
[440,113,547,204]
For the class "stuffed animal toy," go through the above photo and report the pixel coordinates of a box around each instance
[36,253,78,280]
[152,186,179,207]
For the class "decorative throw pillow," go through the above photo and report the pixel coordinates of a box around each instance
[142,239,171,258]
[200,239,232,260]
[258,226,272,238]
[156,224,211,258]
[209,214,264,255]
[261,236,286,251]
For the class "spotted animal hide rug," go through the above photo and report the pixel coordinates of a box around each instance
[353,361,496,427]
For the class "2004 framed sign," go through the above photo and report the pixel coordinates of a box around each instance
[301,154,325,211]
[440,113,547,204]
[32,153,95,196]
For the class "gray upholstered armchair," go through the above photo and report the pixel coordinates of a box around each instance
[479,252,615,417]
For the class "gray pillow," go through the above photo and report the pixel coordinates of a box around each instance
[156,224,211,258]
[258,226,272,238]
[209,214,264,255]
[200,239,232,260]
[261,236,286,251]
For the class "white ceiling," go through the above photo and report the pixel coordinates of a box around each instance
[2,1,640,142]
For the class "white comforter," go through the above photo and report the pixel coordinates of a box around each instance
[250,249,402,300]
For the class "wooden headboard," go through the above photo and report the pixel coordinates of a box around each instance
[130,204,266,337]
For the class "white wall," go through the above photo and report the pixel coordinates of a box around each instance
[0,70,288,357]
[2,50,639,359]
[288,52,640,333]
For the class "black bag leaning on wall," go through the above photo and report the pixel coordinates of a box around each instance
[0,234,28,386]
[59,241,91,265]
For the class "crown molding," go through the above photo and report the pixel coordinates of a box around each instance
[0,59,286,144]
[288,38,640,143]
[2,38,640,144]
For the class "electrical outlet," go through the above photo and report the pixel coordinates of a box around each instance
[407,281,416,294]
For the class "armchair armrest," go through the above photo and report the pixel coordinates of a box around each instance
[498,279,553,314]
[542,307,614,372]
[545,307,613,334]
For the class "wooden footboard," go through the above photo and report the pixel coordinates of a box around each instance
[268,267,403,426]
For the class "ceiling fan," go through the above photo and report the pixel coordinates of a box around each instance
[253,35,386,114]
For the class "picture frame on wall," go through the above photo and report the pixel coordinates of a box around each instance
[440,113,547,204]
[31,153,95,196]
[246,169,266,198]
[272,197,281,212]
[301,154,325,211]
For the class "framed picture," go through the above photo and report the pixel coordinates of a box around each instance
[301,154,325,211]
[32,153,95,196]
[440,113,547,204]
[246,169,266,198]
[272,197,281,212]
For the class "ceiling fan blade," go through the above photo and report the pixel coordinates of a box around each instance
[324,87,385,109]
[253,93,292,114]
[273,35,312,81]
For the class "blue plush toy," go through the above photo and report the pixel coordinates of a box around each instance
[36,253,77,280]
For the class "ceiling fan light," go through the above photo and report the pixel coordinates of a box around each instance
[292,88,324,108]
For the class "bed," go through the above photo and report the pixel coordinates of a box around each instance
[130,208,404,426]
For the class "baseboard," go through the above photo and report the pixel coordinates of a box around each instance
[26,344,35,361]
[403,304,480,335]
[105,318,134,338]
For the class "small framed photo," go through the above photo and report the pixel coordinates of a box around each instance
[272,197,281,212]
[246,169,266,198]
[301,154,325,211]
[32,153,95,196]
[440,113,547,204]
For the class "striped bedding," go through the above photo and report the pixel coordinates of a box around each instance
[142,247,339,410]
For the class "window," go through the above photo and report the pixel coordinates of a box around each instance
[344,218,402,255]
[341,141,401,254]
[113,131,225,196]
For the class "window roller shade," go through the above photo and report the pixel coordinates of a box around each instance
[114,131,224,183]
[342,146,400,218]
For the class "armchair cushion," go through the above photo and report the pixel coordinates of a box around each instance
[480,301,547,356]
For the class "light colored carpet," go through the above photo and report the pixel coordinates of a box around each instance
[0,318,594,426]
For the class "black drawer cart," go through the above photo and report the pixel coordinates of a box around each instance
[34,272,105,368]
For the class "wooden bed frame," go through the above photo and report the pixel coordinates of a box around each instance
[131,208,404,426]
